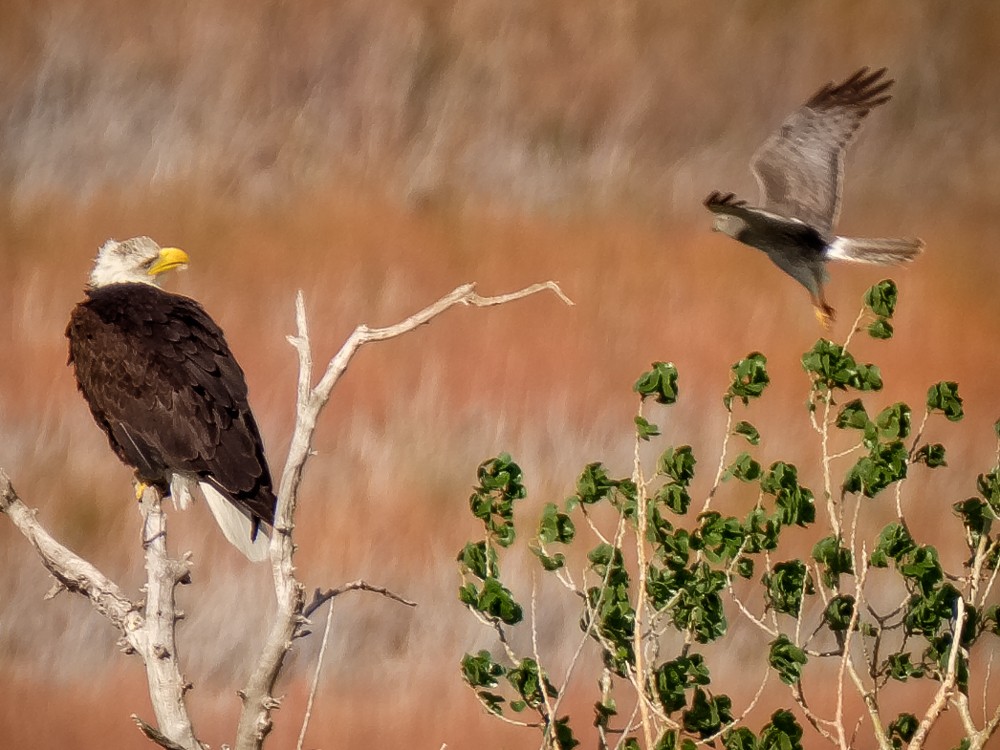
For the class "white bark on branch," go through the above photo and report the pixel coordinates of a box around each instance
[236,280,571,749]
[0,472,201,749]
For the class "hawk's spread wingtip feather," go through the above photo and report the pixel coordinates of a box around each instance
[707,67,922,325]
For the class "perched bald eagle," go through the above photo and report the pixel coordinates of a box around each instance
[66,237,275,561]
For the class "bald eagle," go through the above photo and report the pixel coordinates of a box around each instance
[66,237,275,561]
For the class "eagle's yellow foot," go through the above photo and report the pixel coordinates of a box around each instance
[814,305,835,331]
[134,480,149,501]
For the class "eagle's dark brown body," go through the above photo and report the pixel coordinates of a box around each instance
[67,282,275,537]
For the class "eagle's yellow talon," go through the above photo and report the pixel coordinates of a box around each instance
[134,481,149,501]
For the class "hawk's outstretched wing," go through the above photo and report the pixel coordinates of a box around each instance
[751,67,893,235]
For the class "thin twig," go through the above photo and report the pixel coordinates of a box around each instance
[296,601,335,750]
[303,581,417,619]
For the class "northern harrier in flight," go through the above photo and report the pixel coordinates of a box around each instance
[704,67,923,327]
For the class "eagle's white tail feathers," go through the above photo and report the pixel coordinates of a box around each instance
[199,482,270,562]
[169,474,194,510]
[828,236,925,265]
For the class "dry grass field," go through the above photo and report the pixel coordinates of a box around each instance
[1,2,999,748]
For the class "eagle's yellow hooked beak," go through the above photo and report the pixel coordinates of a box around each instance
[148,247,190,277]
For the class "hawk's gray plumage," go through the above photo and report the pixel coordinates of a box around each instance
[705,67,924,326]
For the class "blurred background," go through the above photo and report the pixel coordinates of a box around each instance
[1,1,998,747]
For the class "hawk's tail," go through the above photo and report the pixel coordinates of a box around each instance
[827,236,925,265]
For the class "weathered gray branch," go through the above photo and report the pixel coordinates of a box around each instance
[0,472,200,749]
[235,280,572,750]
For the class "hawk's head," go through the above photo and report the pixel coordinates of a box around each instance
[711,213,748,239]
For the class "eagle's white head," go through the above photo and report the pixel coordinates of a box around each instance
[88,236,189,289]
[711,214,748,240]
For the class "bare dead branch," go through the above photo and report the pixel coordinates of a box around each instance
[236,280,571,750]
[0,469,139,626]
[303,581,417,619]
[0,472,202,749]
[132,714,191,750]
[136,485,199,748]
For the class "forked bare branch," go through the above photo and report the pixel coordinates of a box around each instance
[236,280,572,749]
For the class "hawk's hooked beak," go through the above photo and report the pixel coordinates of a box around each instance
[148,247,190,277]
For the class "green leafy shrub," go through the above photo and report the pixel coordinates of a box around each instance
[457,281,1000,750]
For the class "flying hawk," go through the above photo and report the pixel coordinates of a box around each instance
[66,237,276,561]
[705,67,924,326]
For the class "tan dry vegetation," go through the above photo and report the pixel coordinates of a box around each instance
[1,2,999,748]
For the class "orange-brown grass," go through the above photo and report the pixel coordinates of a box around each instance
[1,186,998,747]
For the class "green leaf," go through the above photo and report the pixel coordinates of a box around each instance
[725,352,770,410]
[761,462,816,527]
[768,635,808,684]
[635,415,661,441]
[506,657,556,709]
[659,445,697,485]
[722,727,759,750]
[953,497,993,538]
[888,713,918,744]
[801,340,883,392]
[812,536,854,587]
[764,560,814,617]
[473,578,524,625]
[898,545,944,595]
[594,696,617,729]
[884,653,924,681]
[652,653,711,713]
[875,402,912,440]
[978,470,1000,513]
[867,318,894,340]
[864,279,898,318]
[724,451,762,482]
[743,508,781,553]
[648,562,728,643]
[635,361,679,405]
[469,454,526,546]
[926,381,964,422]
[551,716,579,750]
[913,443,947,468]
[904,583,958,635]
[655,483,691,515]
[733,420,761,445]
[843,440,908,498]
[682,687,733,738]
[531,547,566,571]
[823,595,856,632]
[695,512,745,564]
[477,691,505,714]
[870,523,916,567]
[461,650,504,688]
[835,399,870,431]
[575,463,618,505]
[537,502,575,545]
[457,541,498,580]
[759,709,804,750]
